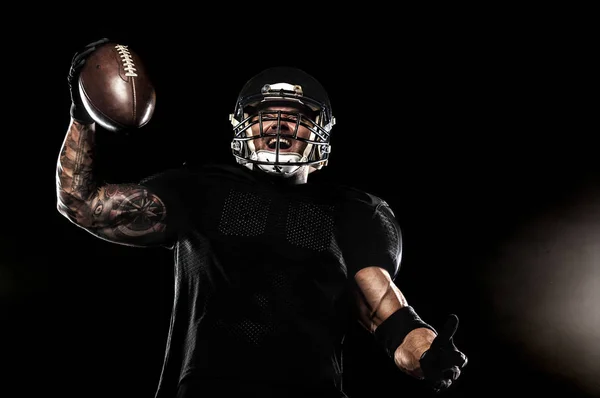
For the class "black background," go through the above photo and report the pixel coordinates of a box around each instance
[2,11,597,398]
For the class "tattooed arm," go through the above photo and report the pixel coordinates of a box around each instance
[56,120,168,247]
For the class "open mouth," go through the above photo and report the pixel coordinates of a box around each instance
[266,137,292,150]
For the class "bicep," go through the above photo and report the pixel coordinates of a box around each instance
[84,183,170,247]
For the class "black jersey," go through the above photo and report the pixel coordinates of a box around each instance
[141,163,402,398]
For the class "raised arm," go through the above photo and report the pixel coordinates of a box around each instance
[56,38,173,247]
[56,119,168,247]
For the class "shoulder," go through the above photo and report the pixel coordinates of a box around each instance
[139,163,255,185]
[333,183,395,216]
[193,163,264,185]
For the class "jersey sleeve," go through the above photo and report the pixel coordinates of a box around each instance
[139,166,197,248]
[337,194,403,280]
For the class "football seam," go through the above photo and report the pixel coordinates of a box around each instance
[78,43,153,130]
[132,76,137,122]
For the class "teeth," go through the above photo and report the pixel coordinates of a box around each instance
[268,138,290,146]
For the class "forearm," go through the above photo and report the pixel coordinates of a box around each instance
[56,119,168,245]
[354,267,437,378]
[354,266,408,332]
[56,119,99,226]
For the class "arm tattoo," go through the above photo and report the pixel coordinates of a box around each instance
[56,121,98,224]
[92,183,167,242]
[56,121,168,246]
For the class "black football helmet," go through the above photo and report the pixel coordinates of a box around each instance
[229,66,336,176]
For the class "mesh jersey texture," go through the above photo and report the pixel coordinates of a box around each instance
[140,163,403,398]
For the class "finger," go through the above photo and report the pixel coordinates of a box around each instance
[72,38,110,65]
[443,365,461,381]
[80,46,98,56]
[69,58,87,78]
[85,37,110,49]
[433,378,452,392]
[436,314,459,344]
[71,53,88,68]
[71,47,101,73]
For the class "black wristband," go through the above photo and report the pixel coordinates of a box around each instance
[373,306,437,359]
[70,103,95,124]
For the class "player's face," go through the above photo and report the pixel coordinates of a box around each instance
[248,106,314,154]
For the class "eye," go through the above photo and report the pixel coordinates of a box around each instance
[260,112,300,122]
[283,114,299,122]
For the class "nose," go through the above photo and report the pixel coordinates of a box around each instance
[266,119,292,134]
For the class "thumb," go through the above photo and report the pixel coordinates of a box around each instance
[433,314,459,346]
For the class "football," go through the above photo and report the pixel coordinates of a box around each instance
[78,42,156,132]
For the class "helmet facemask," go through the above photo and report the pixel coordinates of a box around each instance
[230,76,335,177]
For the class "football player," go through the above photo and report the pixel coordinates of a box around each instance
[56,38,468,398]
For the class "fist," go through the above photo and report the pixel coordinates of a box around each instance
[419,314,468,393]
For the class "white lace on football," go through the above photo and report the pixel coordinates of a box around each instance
[115,45,138,77]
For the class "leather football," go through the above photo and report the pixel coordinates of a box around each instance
[78,42,156,132]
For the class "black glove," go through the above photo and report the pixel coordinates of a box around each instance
[67,38,110,123]
[419,314,468,393]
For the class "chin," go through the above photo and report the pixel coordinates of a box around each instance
[254,164,310,183]
[260,164,303,176]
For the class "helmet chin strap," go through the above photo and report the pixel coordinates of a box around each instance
[251,150,307,175]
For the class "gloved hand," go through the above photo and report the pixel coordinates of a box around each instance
[419,314,468,393]
[67,38,110,123]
